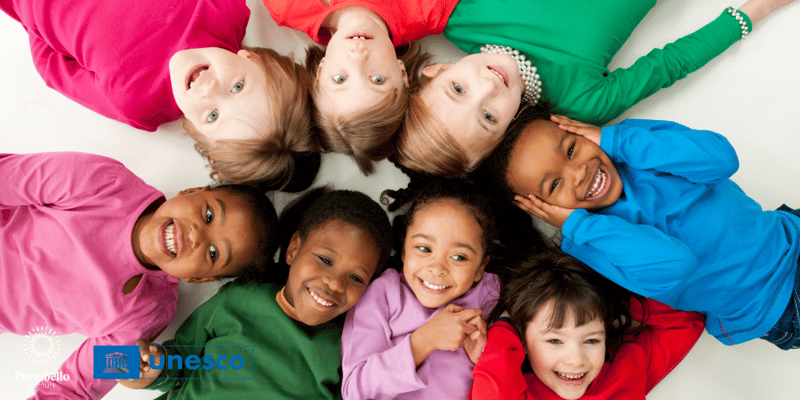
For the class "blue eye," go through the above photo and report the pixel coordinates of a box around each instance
[585,338,602,345]
[207,110,219,123]
[332,75,347,83]
[205,207,213,223]
[371,76,385,84]
[232,81,244,92]
[209,245,218,261]
[452,83,463,94]
[547,339,562,345]
[484,111,495,123]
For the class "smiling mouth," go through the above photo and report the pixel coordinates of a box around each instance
[585,165,610,200]
[555,371,588,386]
[346,33,373,40]
[420,278,450,292]
[488,66,509,88]
[163,221,177,257]
[186,65,208,90]
[308,288,336,308]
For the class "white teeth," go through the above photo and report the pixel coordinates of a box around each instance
[587,168,607,198]
[422,280,448,291]
[309,289,334,307]
[556,372,586,380]
[165,223,176,255]
[490,68,503,81]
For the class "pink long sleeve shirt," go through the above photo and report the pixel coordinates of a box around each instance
[341,268,500,399]
[0,152,180,399]
[0,0,249,131]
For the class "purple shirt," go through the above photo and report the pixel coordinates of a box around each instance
[0,152,180,399]
[342,268,499,399]
[0,0,249,131]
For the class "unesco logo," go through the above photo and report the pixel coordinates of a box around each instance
[93,345,253,380]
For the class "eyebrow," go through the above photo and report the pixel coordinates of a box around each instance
[410,233,477,253]
[215,198,233,268]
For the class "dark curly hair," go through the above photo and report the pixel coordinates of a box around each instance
[478,104,552,201]
[381,175,546,274]
[488,247,646,364]
[266,187,392,285]
[208,184,278,283]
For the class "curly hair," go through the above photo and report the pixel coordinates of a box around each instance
[184,47,320,192]
[305,42,430,174]
[488,247,646,363]
[266,187,392,285]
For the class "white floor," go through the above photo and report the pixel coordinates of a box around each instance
[1,0,799,398]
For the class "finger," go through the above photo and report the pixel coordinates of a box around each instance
[456,307,484,320]
[442,303,463,313]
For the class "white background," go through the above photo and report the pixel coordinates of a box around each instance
[1,0,799,398]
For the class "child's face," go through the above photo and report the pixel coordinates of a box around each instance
[133,187,259,282]
[418,53,523,167]
[524,301,606,400]
[169,48,273,143]
[283,220,381,326]
[316,12,408,119]
[507,120,622,210]
[402,199,489,309]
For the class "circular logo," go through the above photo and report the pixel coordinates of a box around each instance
[23,326,62,365]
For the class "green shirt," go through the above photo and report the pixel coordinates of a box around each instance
[444,0,751,125]
[145,281,343,399]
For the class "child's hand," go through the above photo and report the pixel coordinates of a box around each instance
[514,194,573,228]
[463,314,488,364]
[739,0,796,26]
[551,115,602,147]
[410,304,484,366]
[116,339,165,389]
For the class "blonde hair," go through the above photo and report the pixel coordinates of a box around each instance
[184,47,319,191]
[305,42,430,175]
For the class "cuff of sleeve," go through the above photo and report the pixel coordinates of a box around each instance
[600,124,619,161]
[561,208,591,243]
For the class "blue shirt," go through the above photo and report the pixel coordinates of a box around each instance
[561,119,800,345]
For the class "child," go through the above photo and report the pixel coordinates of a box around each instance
[263,0,432,174]
[119,188,392,399]
[0,152,279,399]
[1,0,318,190]
[470,248,705,399]
[340,179,503,399]
[487,107,800,349]
[395,0,797,177]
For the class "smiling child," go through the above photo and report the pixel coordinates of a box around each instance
[0,152,278,399]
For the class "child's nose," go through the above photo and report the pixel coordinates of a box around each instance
[188,224,205,248]
[563,346,585,366]
[322,273,346,293]
[426,257,448,275]
[198,78,218,97]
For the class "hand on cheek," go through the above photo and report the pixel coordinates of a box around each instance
[409,304,484,366]
[514,194,573,228]
[550,115,602,146]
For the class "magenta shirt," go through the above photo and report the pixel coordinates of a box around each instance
[342,268,499,400]
[0,152,180,399]
[0,0,249,131]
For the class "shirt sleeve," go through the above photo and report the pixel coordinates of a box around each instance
[573,11,750,125]
[469,321,529,400]
[29,299,175,399]
[599,119,739,184]
[0,152,125,208]
[26,34,155,130]
[629,298,705,393]
[561,209,698,300]
[340,277,426,400]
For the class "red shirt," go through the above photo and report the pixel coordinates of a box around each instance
[470,299,705,400]
[263,0,459,46]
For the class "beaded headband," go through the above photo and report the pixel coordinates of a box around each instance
[480,44,543,106]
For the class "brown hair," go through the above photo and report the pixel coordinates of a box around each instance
[305,42,430,175]
[184,47,320,191]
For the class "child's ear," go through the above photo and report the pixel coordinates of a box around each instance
[177,186,211,196]
[237,49,255,59]
[474,256,490,283]
[185,276,219,284]
[421,63,452,79]
[397,60,409,88]
[285,231,302,265]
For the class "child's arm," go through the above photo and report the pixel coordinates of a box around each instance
[561,210,698,300]
[469,318,529,400]
[600,119,739,184]
[0,152,132,208]
[629,298,706,393]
